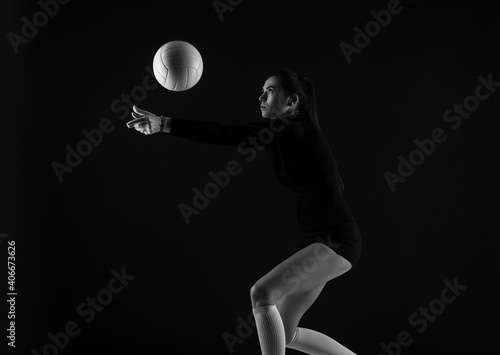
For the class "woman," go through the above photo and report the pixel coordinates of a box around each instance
[126,68,361,355]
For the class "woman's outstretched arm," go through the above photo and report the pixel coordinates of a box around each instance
[126,105,306,147]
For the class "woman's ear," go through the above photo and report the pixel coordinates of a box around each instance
[286,94,300,116]
[287,94,299,107]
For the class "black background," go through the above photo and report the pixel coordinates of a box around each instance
[2,0,499,354]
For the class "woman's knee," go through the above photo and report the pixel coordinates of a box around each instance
[250,283,270,307]
[250,283,283,308]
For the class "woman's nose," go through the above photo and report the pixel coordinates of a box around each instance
[259,93,266,102]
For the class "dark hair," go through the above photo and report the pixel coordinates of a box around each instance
[269,68,320,129]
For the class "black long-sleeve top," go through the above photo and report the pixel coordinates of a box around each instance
[169,114,354,237]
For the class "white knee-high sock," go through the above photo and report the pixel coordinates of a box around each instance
[252,304,286,355]
[286,327,356,355]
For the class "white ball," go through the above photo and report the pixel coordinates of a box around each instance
[152,40,203,92]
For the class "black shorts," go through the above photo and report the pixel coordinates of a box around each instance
[298,218,362,267]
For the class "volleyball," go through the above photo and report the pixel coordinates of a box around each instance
[152,40,203,92]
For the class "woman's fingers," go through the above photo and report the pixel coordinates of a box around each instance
[126,117,149,128]
[131,111,144,119]
[133,105,151,116]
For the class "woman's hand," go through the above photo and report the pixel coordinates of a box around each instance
[126,105,163,135]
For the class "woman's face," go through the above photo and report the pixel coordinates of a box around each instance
[259,76,293,119]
